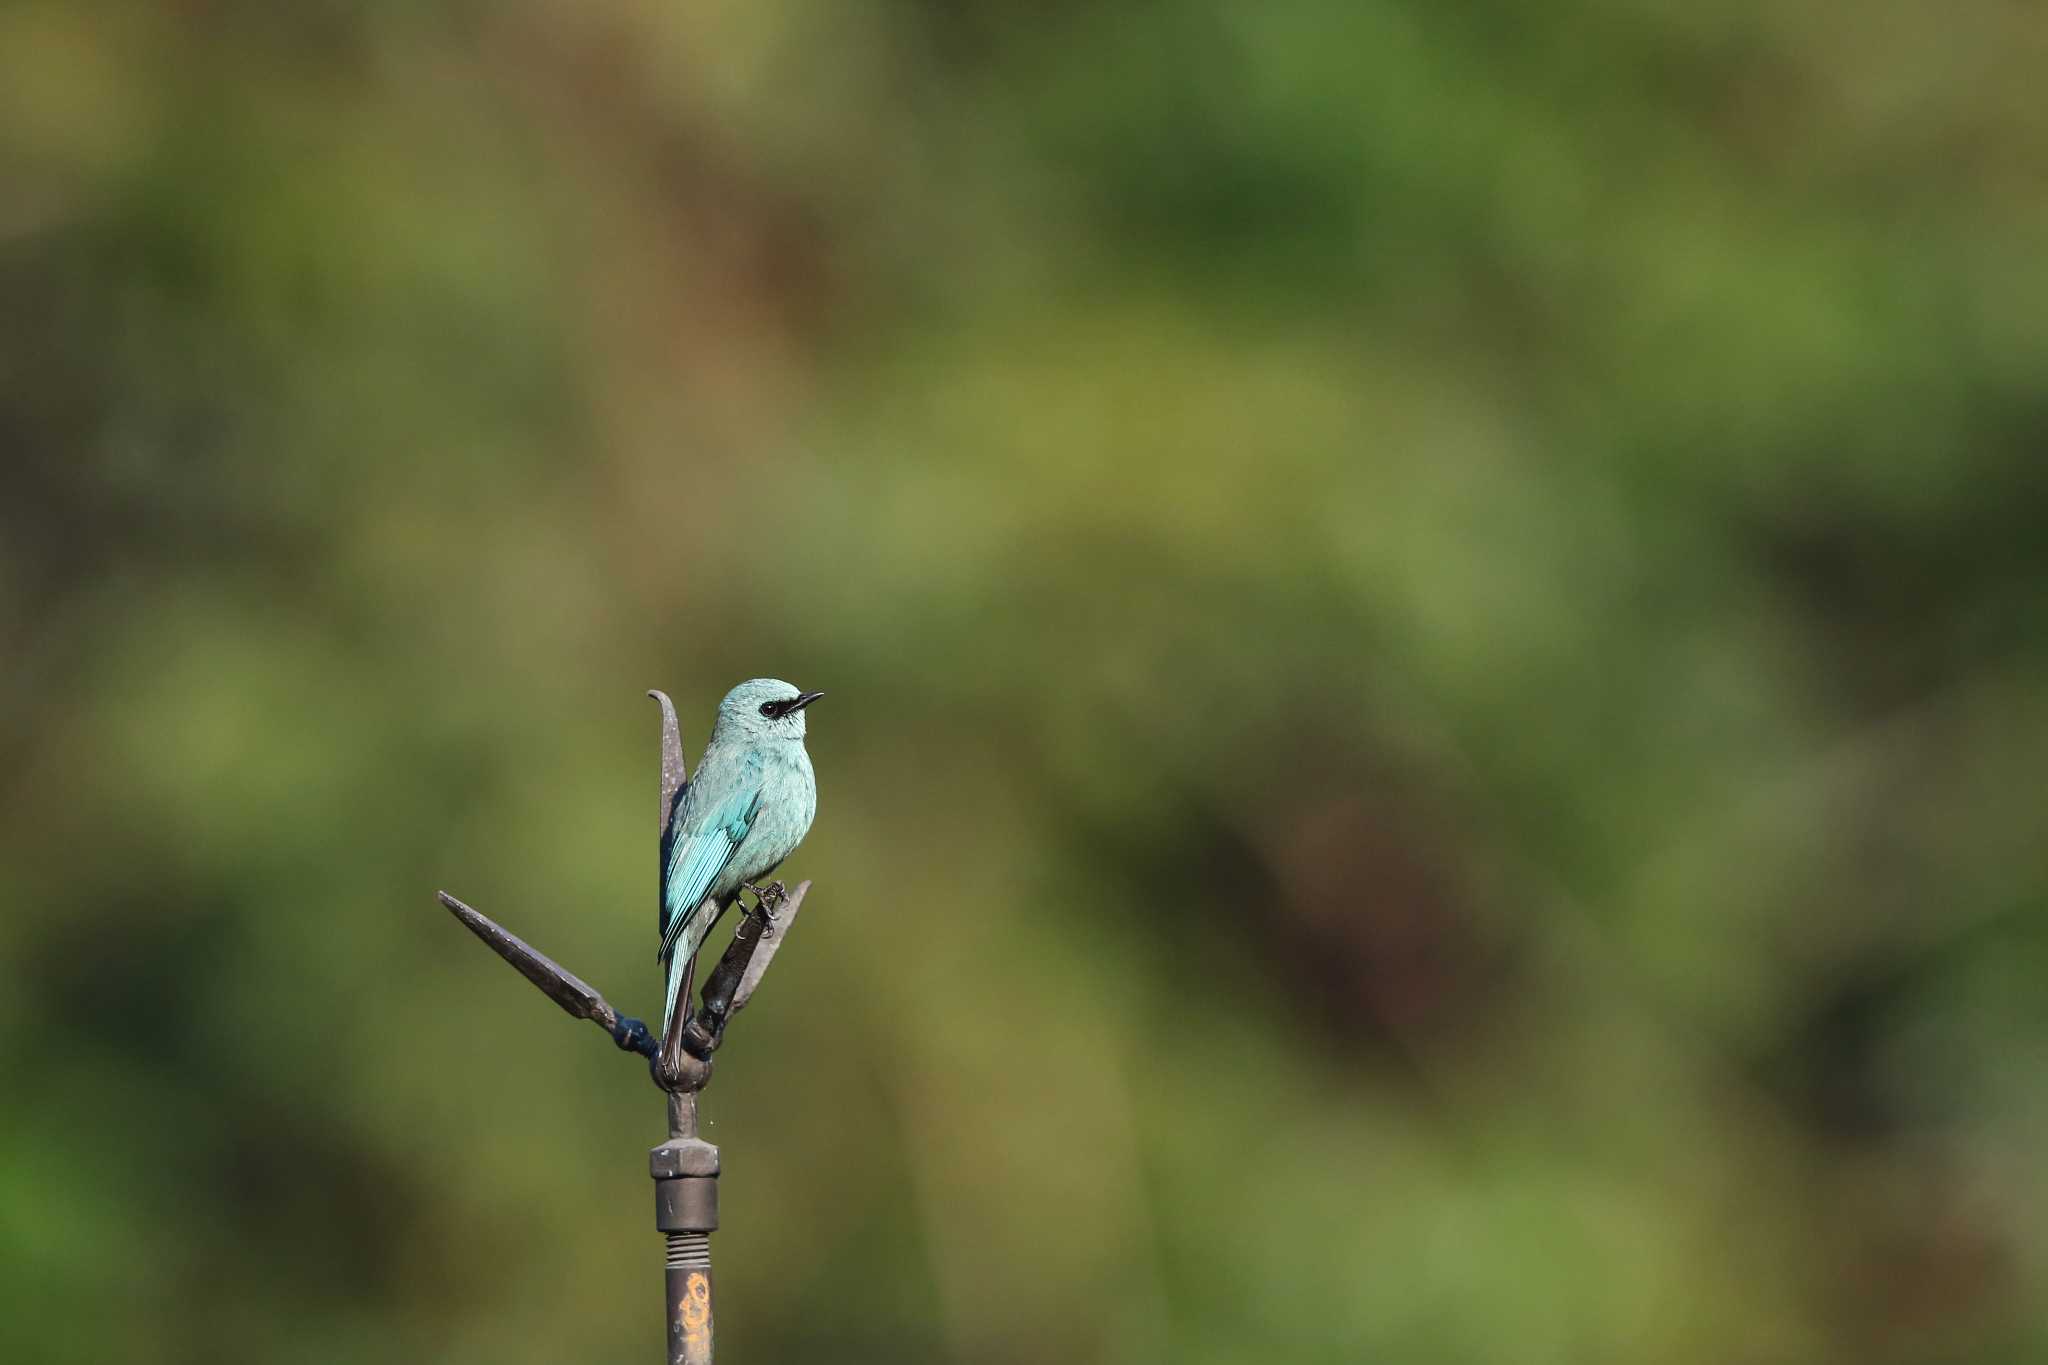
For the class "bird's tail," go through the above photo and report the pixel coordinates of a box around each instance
[660,897,724,1036]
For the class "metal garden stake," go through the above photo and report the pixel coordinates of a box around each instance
[438,690,810,1365]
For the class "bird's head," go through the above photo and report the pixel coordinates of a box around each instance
[715,677,823,742]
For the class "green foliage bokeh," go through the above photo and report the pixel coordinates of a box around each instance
[3,3,2046,1362]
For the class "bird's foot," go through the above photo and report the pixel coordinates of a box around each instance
[612,1015,658,1059]
[739,879,789,925]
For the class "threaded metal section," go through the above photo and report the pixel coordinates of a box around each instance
[665,1231,711,1271]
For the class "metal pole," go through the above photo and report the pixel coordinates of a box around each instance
[654,1092,720,1365]
[438,691,811,1365]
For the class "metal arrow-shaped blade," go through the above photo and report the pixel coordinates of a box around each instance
[439,889,622,1034]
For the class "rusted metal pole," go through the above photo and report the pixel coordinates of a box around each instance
[644,879,805,1364]
[654,1093,718,1365]
[438,689,812,1365]
[649,691,714,1364]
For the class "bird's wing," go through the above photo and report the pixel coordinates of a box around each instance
[657,780,688,941]
[659,781,765,962]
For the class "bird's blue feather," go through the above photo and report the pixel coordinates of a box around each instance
[661,782,762,956]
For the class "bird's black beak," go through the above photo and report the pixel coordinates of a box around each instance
[762,690,824,719]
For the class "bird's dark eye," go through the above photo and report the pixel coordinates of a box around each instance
[758,701,779,717]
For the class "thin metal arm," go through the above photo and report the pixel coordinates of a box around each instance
[435,878,812,1081]
[658,881,811,1080]
[702,883,809,1038]
[438,890,658,1057]
[650,689,689,829]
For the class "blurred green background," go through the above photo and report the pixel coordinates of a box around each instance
[4,2,2047,1362]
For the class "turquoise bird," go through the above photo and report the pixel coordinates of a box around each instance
[660,679,821,1038]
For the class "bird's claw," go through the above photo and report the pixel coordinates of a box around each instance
[739,879,788,925]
